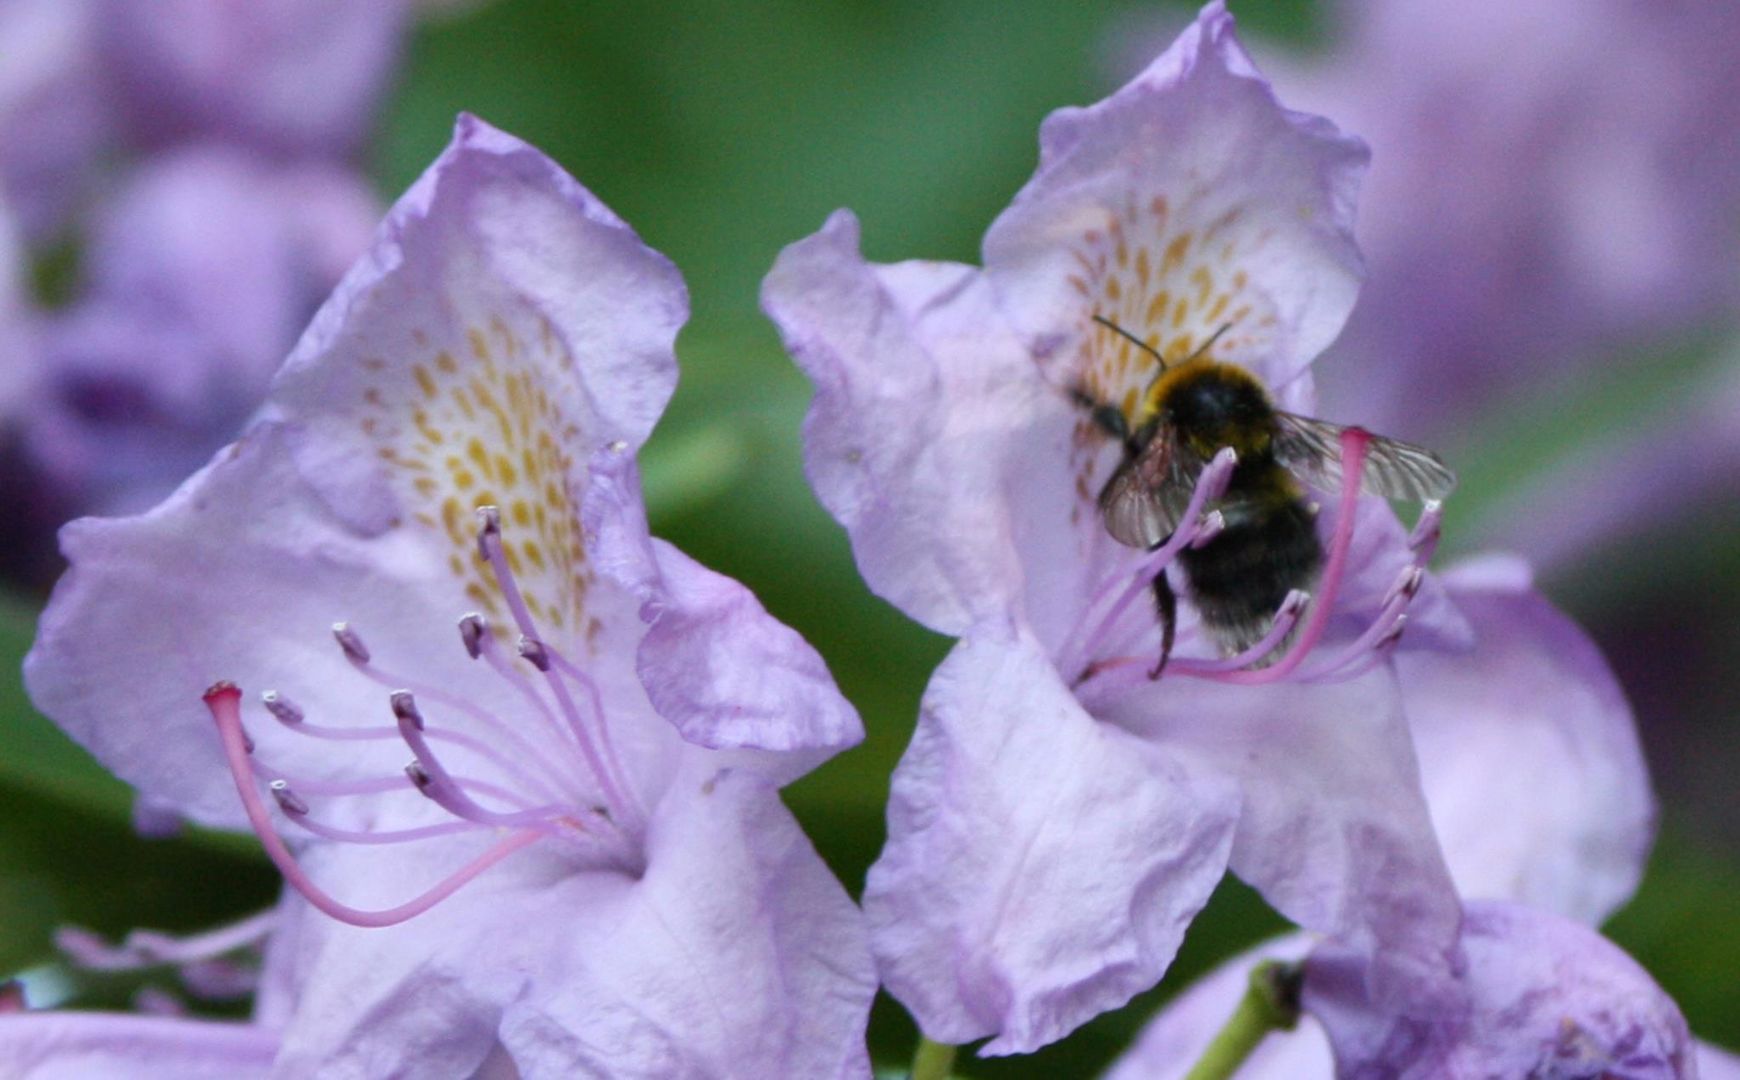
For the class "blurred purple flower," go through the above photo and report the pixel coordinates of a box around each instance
[26,116,875,1077]
[762,3,1515,1055]
[1107,905,1733,1080]
[0,0,108,242]
[100,0,410,159]
[24,144,379,515]
[1263,0,1740,439]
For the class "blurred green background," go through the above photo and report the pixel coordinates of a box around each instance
[3,0,1736,1074]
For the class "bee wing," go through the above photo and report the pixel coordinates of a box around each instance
[1099,429,1197,548]
[1274,412,1457,502]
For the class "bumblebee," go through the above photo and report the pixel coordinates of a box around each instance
[1079,316,1455,672]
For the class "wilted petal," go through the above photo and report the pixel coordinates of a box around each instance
[984,0,1366,398]
[0,1012,276,1079]
[1401,556,1654,924]
[1305,900,1694,1078]
[865,619,1240,1055]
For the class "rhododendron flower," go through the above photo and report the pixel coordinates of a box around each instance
[1106,903,1733,1080]
[762,2,1519,1055]
[27,115,875,1078]
[0,1009,278,1080]
[1263,0,1740,439]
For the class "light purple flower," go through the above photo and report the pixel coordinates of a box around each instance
[0,1010,278,1080]
[24,143,380,515]
[26,115,875,1078]
[764,2,1481,1055]
[1262,0,1740,439]
[1107,905,1728,1080]
[100,0,410,159]
[1306,902,1692,1079]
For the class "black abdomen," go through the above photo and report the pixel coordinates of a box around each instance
[1178,488,1322,656]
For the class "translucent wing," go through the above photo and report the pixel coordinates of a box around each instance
[1099,428,1198,548]
[1274,412,1457,502]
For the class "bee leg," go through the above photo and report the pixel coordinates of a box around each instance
[1148,568,1178,679]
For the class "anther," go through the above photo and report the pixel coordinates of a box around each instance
[389,690,424,731]
[261,690,303,726]
[332,622,370,664]
[517,635,552,672]
[476,505,502,560]
[268,780,309,816]
[458,613,489,660]
[608,439,628,453]
[1190,510,1226,548]
[1378,614,1409,650]
[1279,589,1310,617]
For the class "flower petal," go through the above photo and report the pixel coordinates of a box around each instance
[276,766,874,1078]
[0,1012,276,1079]
[1101,665,1463,1014]
[864,619,1240,1055]
[1400,556,1655,924]
[984,0,1366,403]
[584,449,863,759]
[764,209,1082,638]
[1305,900,1694,1078]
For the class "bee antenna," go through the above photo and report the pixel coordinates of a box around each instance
[1183,322,1235,364]
[1091,314,1168,370]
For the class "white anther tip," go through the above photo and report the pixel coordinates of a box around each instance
[260,690,304,725]
[331,622,370,664]
[405,760,433,792]
[1281,590,1310,616]
[389,690,423,729]
[458,613,489,659]
[268,780,309,816]
[516,635,552,672]
[608,439,628,453]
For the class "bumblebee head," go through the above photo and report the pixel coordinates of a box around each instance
[1155,362,1274,458]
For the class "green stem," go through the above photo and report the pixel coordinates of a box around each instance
[1181,960,1303,1080]
[910,1036,957,1080]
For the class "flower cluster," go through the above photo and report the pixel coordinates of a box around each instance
[5,2,1727,1077]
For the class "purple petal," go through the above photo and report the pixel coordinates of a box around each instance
[1305,900,1695,1078]
[584,447,863,759]
[276,768,874,1079]
[0,1012,276,1079]
[864,620,1240,1055]
[984,0,1367,400]
[1702,1041,1740,1080]
[764,210,1087,638]
[1101,666,1463,1015]
[100,0,409,157]
[1400,556,1655,924]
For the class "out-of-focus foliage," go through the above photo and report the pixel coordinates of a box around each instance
[1,1,1734,1075]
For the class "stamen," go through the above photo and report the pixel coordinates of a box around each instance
[1202,428,1372,686]
[458,612,487,659]
[269,779,309,816]
[205,682,543,929]
[332,622,370,664]
[1064,447,1239,679]
[390,691,570,832]
[475,506,636,824]
[1190,509,1225,549]
[261,690,303,725]
[55,910,278,973]
[517,635,552,672]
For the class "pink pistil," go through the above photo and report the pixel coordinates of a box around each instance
[205,682,542,929]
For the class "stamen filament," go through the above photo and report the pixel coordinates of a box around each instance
[1064,447,1238,674]
[475,507,634,823]
[205,683,542,929]
[392,692,572,833]
[56,910,278,972]
[333,631,584,801]
[1204,428,1371,686]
